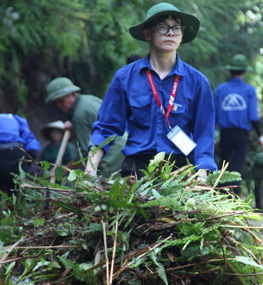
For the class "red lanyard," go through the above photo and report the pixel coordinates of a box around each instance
[146,68,180,131]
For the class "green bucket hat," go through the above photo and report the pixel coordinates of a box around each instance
[45,77,81,103]
[225,54,253,71]
[129,3,200,44]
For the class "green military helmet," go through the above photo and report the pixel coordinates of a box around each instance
[45,77,81,103]
[225,54,253,71]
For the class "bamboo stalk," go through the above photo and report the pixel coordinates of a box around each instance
[80,260,107,274]
[242,228,263,245]
[223,225,263,230]
[226,261,249,285]
[0,239,22,269]
[219,239,230,285]
[149,257,236,275]
[207,211,253,220]
[0,255,37,264]
[3,245,81,250]
[102,221,110,285]
[213,161,229,189]
[126,234,173,268]
[20,183,77,193]
[207,210,218,219]
[221,223,263,245]
[226,272,263,276]
[50,130,71,183]
[109,211,119,284]
[225,236,262,265]
[111,259,129,280]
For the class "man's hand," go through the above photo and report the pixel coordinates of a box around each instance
[258,135,263,151]
[64,121,73,131]
[197,169,207,183]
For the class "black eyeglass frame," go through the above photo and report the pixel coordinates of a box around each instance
[151,23,186,35]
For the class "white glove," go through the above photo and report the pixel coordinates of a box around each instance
[197,169,207,183]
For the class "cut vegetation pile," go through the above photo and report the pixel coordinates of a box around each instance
[0,152,263,285]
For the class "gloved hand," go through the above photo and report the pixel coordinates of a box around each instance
[258,135,263,151]
[197,169,207,183]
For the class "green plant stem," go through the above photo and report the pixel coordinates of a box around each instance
[102,221,110,285]
[213,161,229,189]
[110,210,119,284]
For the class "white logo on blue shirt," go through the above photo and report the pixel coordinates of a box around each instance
[221,94,246,111]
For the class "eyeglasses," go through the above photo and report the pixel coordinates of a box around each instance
[153,24,185,35]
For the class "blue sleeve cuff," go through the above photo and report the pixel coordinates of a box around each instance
[88,133,110,155]
[24,141,41,152]
[195,157,218,172]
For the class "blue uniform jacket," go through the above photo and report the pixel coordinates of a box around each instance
[214,78,259,131]
[0,113,41,152]
[91,54,217,171]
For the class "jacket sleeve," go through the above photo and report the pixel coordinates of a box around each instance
[248,86,260,122]
[14,115,41,152]
[191,78,218,172]
[213,87,219,125]
[90,72,127,154]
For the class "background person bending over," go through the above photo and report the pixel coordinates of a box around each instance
[0,113,41,196]
[45,77,127,178]
[214,54,263,196]
[85,3,218,179]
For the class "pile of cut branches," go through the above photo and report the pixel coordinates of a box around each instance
[0,152,263,285]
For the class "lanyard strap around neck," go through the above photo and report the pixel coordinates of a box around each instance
[146,68,180,131]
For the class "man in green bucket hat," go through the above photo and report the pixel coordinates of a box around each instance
[214,54,263,196]
[45,77,128,179]
[85,3,217,180]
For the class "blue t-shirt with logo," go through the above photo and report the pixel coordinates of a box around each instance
[214,77,259,131]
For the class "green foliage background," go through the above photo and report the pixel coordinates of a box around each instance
[1,0,263,115]
[1,0,263,177]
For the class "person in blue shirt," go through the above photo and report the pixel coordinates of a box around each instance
[0,113,41,196]
[214,54,263,196]
[85,3,217,179]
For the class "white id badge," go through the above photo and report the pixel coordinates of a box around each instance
[167,125,196,156]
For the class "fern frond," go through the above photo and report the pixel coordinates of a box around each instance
[157,264,168,285]
[74,263,96,282]
[209,170,242,186]
[58,256,75,270]
[141,197,183,210]
[160,179,185,196]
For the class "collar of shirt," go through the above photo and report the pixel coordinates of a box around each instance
[138,53,188,77]
[230,77,243,83]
